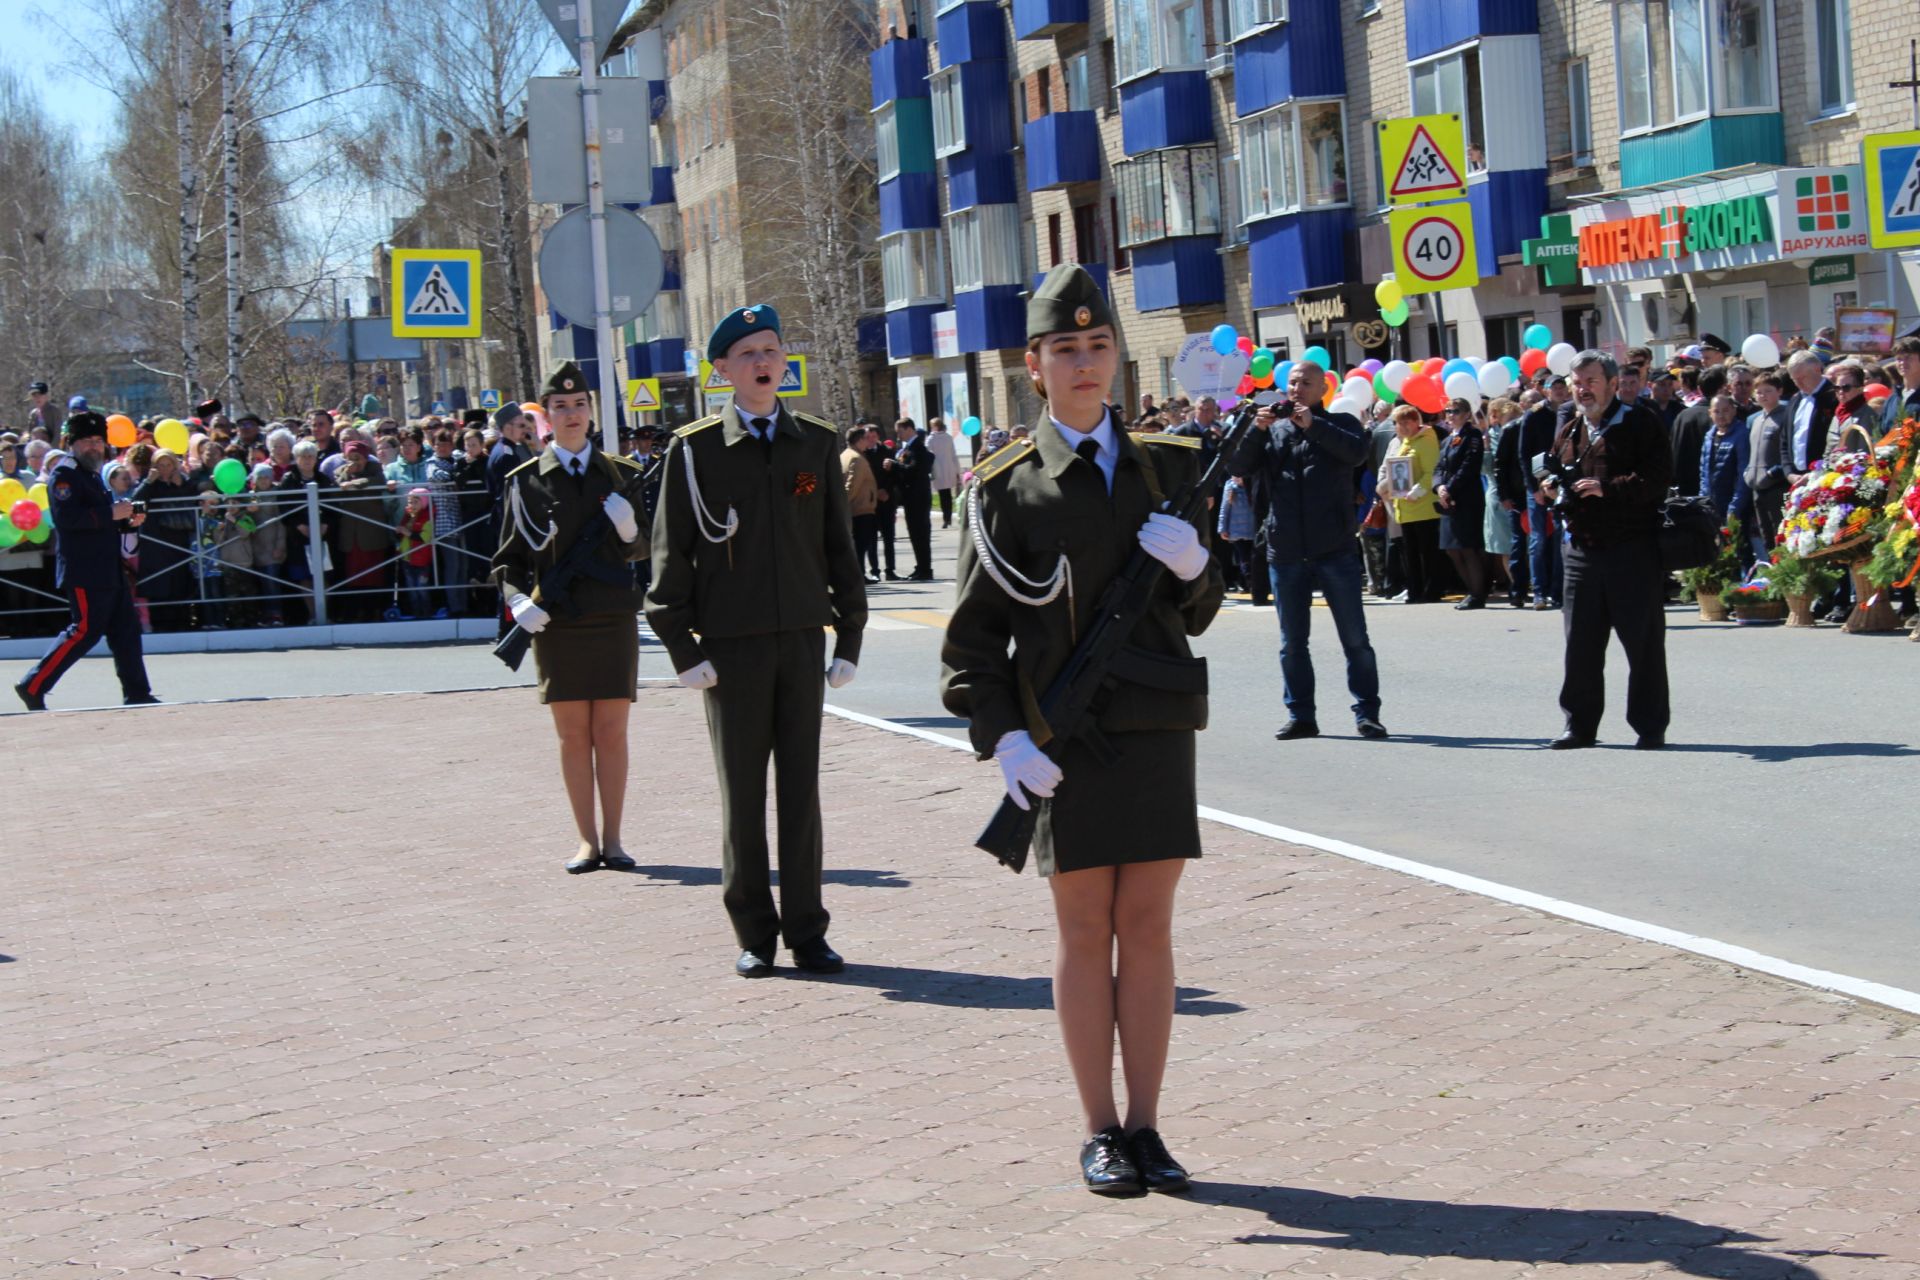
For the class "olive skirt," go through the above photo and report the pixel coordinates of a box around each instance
[531,610,639,703]
[1033,728,1201,876]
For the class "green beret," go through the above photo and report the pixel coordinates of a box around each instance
[1027,264,1113,341]
[707,303,781,362]
[542,361,590,400]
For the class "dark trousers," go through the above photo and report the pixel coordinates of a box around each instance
[851,512,879,575]
[875,503,897,574]
[937,487,954,527]
[700,627,830,952]
[1560,537,1669,740]
[901,491,932,575]
[1528,495,1563,604]
[1505,508,1530,597]
[1269,551,1381,724]
[1751,486,1785,562]
[1399,518,1442,601]
[21,579,152,702]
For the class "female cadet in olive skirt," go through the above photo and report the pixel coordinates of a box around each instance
[940,264,1225,1196]
[493,361,652,874]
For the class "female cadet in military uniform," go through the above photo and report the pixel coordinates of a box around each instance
[940,264,1224,1196]
[493,362,651,874]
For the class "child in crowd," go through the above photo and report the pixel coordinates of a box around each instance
[247,465,287,626]
[193,492,229,629]
[395,487,435,619]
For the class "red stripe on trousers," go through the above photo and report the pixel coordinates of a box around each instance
[29,587,90,695]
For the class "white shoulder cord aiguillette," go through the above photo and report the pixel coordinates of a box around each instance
[968,483,1072,611]
[682,442,738,544]
[509,477,556,552]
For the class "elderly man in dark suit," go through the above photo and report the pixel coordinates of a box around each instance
[1784,351,1837,485]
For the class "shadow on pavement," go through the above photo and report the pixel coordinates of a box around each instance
[0,953,12,963]
[889,715,970,730]
[622,864,912,888]
[1190,1183,1874,1276]
[817,964,1243,1015]
[1376,734,1920,762]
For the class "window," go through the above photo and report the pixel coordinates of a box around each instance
[634,291,686,342]
[1163,0,1204,67]
[1617,1,1651,132]
[1712,0,1773,109]
[1114,0,1206,82]
[930,67,966,157]
[1567,60,1592,165]
[1239,100,1348,219]
[1219,153,1247,244]
[1230,0,1287,39]
[875,102,901,182]
[1115,0,1156,81]
[1036,66,1053,116]
[947,205,1024,290]
[881,230,947,308]
[1066,51,1093,112]
[1410,50,1483,169]
[1073,203,1101,260]
[1109,196,1129,272]
[1101,40,1119,111]
[1813,0,1853,113]
[1114,146,1222,247]
[1614,0,1715,134]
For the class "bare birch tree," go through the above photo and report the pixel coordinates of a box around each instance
[0,71,96,409]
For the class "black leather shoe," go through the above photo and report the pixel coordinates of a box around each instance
[1126,1128,1191,1194]
[885,571,904,581]
[123,693,162,706]
[1355,717,1389,740]
[791,938,844,974]
[599,844,636,871]
[1453,596,1486,610]
[908,570,934,581]
[735,949,775,978]
[565,847,601,874]
[1079,1126,1145,1196]
[14,681,46,712]
[1636,734,1666,750]
[1549,732,1597,750]
[1274,720,1320,740]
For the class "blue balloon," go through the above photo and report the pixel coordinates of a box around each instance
[1499,356,1523,379]
[1301,345,1331,371]
[1211,324,1238,356]
[1273,360,1294,388]
[1523,324,1553,352]
[961,415,982,436]
[1442,358,1475,381]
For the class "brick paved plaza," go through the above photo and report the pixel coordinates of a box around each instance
[3,689,1918,1279]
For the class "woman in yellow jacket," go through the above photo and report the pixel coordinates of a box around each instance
[1379,404,1443,602]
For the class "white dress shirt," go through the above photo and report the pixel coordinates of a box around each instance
[550,441,592,476]
[1050,410,1117,493]
[1790,381,1824,470]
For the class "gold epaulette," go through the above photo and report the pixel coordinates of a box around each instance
[793,411,840,434]
[971,439,1036,484]
[1138,432,1201,449]
[675,416,722,438]
[608,452,643,470]
[506,456,541,478]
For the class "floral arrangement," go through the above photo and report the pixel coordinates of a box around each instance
[1765,547,1841,600]
[1723,577,1780,605]
[1863,474,1920,590]
[1778,422,1916,560]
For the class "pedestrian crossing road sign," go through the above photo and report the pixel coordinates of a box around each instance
[1377,115,1467,206]
[391,248,483,338]
[624,377,662,412]
[479,389,502,410]
[1863,130,1920,250]
[697,354,809,399]
[1389,202,1479,295]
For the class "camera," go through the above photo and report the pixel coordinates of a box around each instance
[129,499,148,516]
[1530,452,1578,511]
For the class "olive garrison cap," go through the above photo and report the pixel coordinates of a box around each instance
[1027,263,1113,341]
[541,361,591,400]
[707,303,782,362]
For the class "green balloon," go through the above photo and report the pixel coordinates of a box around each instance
[213,457,248,495]
[1373,372,1398,405]
[1249,352,1275,379]
[25,520,49,544]
[1382,301,1410,327]
[0,517,20,549]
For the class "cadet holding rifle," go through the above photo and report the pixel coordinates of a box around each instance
[940,265,1225,1197]
[492,362,651,874]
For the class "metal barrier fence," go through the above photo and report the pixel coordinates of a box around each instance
[0,482,502,636]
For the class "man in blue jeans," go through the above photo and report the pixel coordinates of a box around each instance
[1227,361,1385,741]
[1515,378,1571,608]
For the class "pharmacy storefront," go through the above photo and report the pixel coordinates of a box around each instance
[1571,166,1890,358]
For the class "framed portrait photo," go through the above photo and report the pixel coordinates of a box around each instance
[1385,456,1415,499]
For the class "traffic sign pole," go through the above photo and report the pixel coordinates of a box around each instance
[574,4,618,454]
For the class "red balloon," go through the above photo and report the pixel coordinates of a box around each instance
[1403,375,1446,414]
[1237,374,1256,396]
[1519,349,1549,377]
[1864,383,1891,400]
[1236,336,1255,356]
[9,500,42,532]
[1344,368,1367,385]
[1426,358,1447,376]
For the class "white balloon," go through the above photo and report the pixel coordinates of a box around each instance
[1328,395,1363,419]
[1343,375,1375,407]
[1443,371,1482,405]
[1545,342,1578,377]
[1477,362,1513,398]
[1381,360,1412,393]
[1466,356,1486,371]
[1741,333,1781,367]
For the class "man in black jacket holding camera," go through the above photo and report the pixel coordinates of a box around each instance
[1539,350,1672,751]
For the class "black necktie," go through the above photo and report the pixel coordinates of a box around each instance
[751,417,773,459]
[1075,438,1101,467]
[570,457,584,478]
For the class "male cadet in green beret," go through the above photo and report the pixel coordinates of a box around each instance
[646,304,869,978]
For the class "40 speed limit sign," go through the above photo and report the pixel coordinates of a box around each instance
[1388,202,1479,295]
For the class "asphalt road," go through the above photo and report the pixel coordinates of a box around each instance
[9,522,1918,993]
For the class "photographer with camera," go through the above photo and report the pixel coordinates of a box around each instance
[1229,360,1385,741]
[1536,351,1672,751]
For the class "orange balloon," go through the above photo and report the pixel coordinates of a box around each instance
[1321,381,1337,408]
[106,414,137,448]
[520,402,542,415]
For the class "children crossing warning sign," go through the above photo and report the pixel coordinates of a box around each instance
[1376,115,1468,206]
[390,249,483,338]
[1863,130,1920,249]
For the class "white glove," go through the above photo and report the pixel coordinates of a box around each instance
[1137,512,1211,582]
[995,730,1063,811]
[677,660,718,690]
[826,658,857,689]
[1406,484,1428,500]
[603,491,639,542]
[507,593,549,635]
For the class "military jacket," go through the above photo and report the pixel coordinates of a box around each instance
[645,401,868,673]
[940,413,1225,759]
[491,444,651,616]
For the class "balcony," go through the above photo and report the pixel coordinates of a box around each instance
[1233,10,1345,117]
[1405,0,1537,61]
[886,305,942,361]
[1119,73,1212,156]
[1030,263,1110,296]
[880,173,941,234]
[1026,111,1101,190]
[870,38,929,107]
[948,149,1019,211]
[1467,170,1548,261]
[954,286,1026,353]
[1248,209,1353,309]
[1621,115,1785,190]
[935,2,1006,67]
[1011,0,1088,40]
[1130,240,1224,313]
[647,166,675,206]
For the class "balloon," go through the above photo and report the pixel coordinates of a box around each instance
[961,415,982,436]
[107,414,137,448]
[213,457,248,494]
[1373,372,1399,405]
[1426,358,1448,376]
[1865,383,1891,401]
[1343,375,1376,407]
[1236,336,1255,356]
[1545,342,1578,377]
[1477,362,1514,399]
[1322,381,1338,408]
[1328,395,1363,418]
[1466,356,1485,371]
[1344,368,1368,386]
[1301,345,1331,371]
[1236,375,1257,396]
[1741,333,1781,367]
[1443,371,1482,405]
[154,418,190,454]
[1523,323,1553,351]
[1382,301,1410,327]
[0,478,24,511]
[1442,358,1475,381]
[1499,356,1523,380]
[1381,360,1412,393]
[25,520,48,544]
[0,517,19,549]
[1403,374,1446,414]
[1273,361,1294,389]
[1519,349,1550,377]
[1249,350,1275,379]
[9,499,41,532]
[1253,369,1275,389]
[1211,324,1239,356]
[28,483,49,510]
[1375,280,1404,311]
[1359,359,1383,374]
[1217,395,1239,411]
